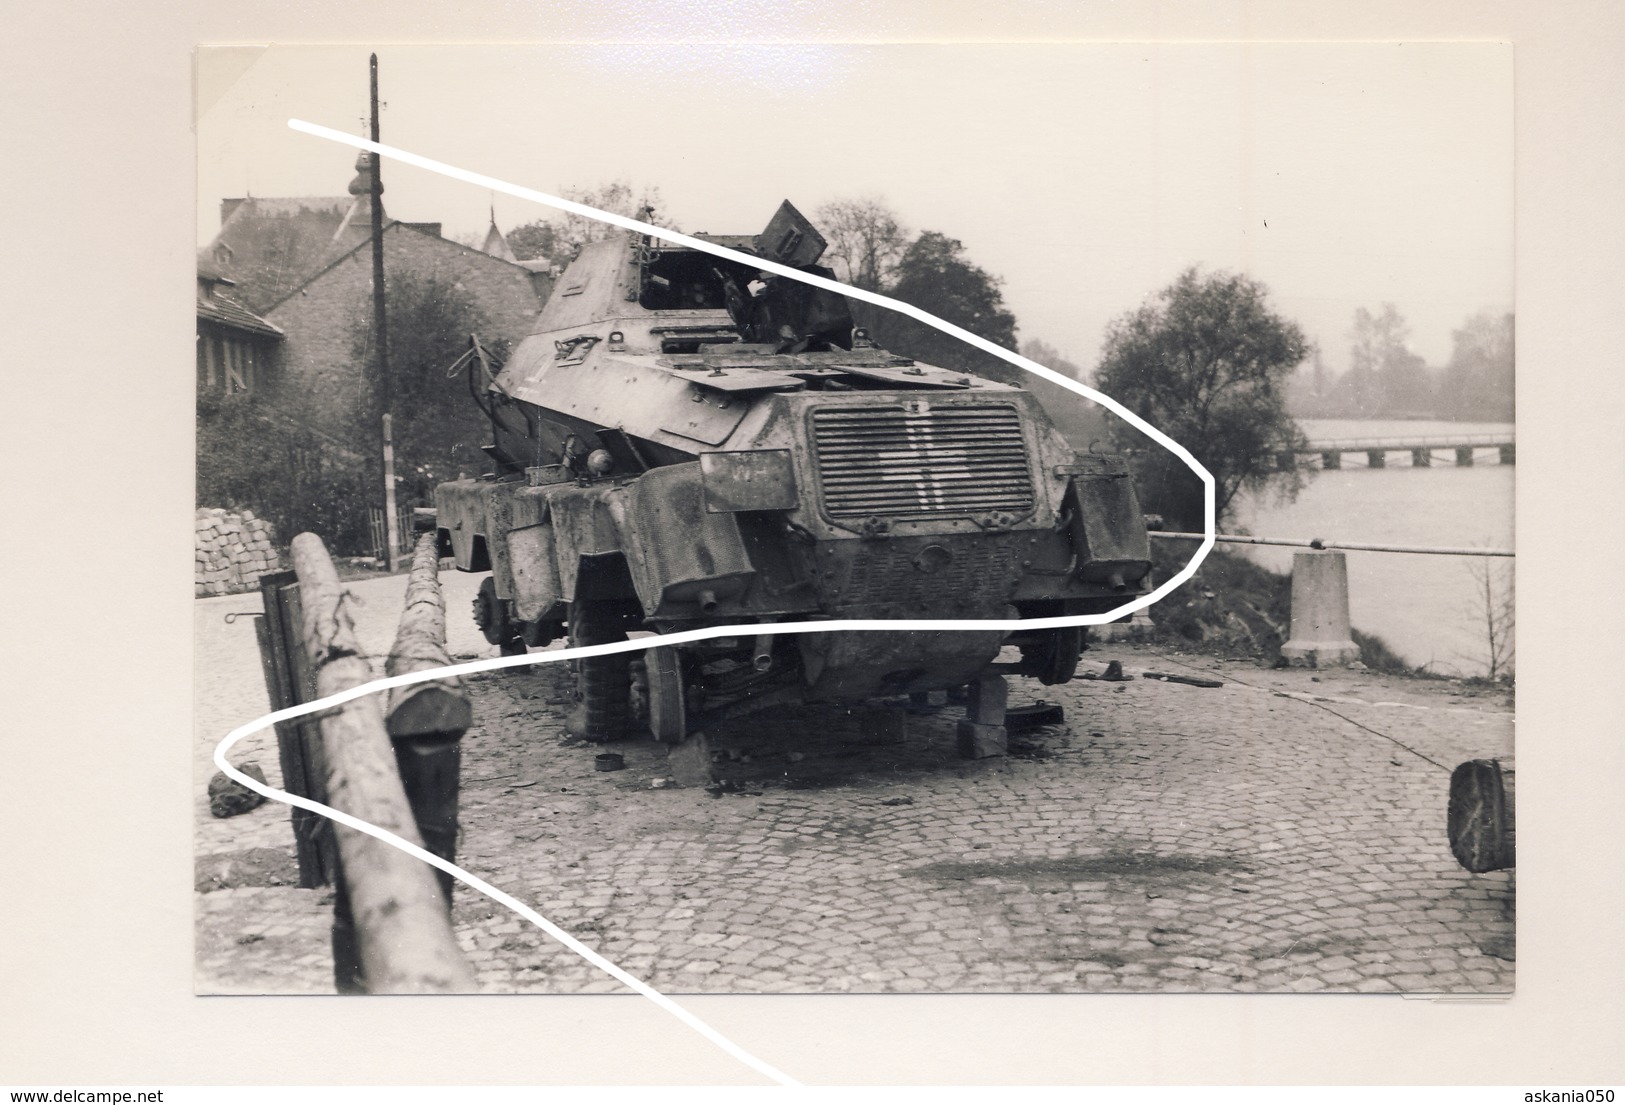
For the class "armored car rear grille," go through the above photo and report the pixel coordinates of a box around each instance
[811,405,1035,519]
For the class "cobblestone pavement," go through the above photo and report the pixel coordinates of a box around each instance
[196,586,1514,996]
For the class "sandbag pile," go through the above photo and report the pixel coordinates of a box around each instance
[196,507,281,596]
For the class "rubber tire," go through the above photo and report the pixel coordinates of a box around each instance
[1025,626,1084,686]
[569,600,631,742]
[644,645,689,743]
[474,577,526,654]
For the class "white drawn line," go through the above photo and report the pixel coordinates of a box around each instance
[212,697,800,1087]
[286,116,1217,616]
[213,124,1226,1084]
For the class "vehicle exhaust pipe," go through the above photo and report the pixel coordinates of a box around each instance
[698,589,719,614]
[752,633,776,672]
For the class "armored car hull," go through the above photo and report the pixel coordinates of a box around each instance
[434,203,1151,747]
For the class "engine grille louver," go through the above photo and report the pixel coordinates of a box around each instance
[811,405,1035,519]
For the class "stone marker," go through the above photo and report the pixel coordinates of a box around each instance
[1280,550,1361,668]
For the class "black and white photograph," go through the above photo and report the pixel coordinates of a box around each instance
[8,1,1625,1091]
[191,42,1515,1000]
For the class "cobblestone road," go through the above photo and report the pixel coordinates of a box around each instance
[196,582,1513,997]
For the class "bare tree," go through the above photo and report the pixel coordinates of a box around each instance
[507,180,674,270]
[560,180,673,255]
[815,196,910,291]
[1463,557,1516,682]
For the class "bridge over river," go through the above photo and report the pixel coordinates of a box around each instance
[1283,433,1514,470]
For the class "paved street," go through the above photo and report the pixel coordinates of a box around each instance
[195,578,1513,996]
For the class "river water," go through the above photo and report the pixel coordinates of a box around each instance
[1227,419,1515,676]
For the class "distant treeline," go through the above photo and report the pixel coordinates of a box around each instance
[1287,305,1513,422]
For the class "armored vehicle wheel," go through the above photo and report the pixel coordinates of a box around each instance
[644,645,689,743]
[474,578,528,655]
[569,600,631,742]
[1022,626,1085,686]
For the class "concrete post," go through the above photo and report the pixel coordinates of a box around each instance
[1276,452,1297,472]
[1280,550,1362,668]
[1321,451,1341,470]
[1366,450,1386,468]
[1411,448,1431,467]
[1498,444,1515,465]
[1455,446,1475,467]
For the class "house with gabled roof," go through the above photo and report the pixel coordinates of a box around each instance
[198,155,556,552]
[201,154,551,409]
[196,254,282,394]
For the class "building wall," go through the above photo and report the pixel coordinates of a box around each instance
[266,224,549,424]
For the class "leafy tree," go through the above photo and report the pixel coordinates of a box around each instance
[196,389,375,553]
[1095,267,1311,531]
[1338,303,1434,417]
[1442,310,1514,420]
[1019,339,1081,380]
[1349,303,1409,375]
[507,220,562,265]
[351,268,504,504]
[815,196,909,291]
[887,231,1018,348]
[198,265,507,556]
[854,229,1023,385]
[1019,339,1110,451]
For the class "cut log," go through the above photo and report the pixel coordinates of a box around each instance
[1447,757,1515,873]
[381,533,468,908]
[289,532,475,995]
[385,533,472,739]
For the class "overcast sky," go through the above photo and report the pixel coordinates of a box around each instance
[198,43,1511,378]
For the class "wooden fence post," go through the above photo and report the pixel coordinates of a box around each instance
[290,532,476,994]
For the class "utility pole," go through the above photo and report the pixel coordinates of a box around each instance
[370,53,399,571]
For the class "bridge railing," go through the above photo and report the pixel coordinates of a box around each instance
[1298,433,1511,451]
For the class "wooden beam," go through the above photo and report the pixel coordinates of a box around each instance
[385,532,469,908]
[290,532,476,994]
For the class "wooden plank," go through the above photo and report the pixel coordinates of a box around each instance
[1143,671,1224,689]
[255,570,335,888]
[224,341,247,392]
[290,532,476,994]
